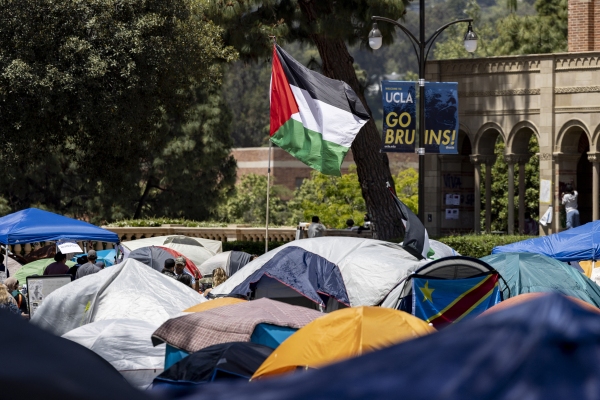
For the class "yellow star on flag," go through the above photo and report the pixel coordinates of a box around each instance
[419,281,435,302]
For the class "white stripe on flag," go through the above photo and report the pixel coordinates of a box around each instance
[289,85,368,148]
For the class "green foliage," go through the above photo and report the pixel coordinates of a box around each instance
[288,167,418,228]
[434,0,566,59]
[223,241,286,256]
[480,135,539,232]
[0,0,238,223]
[216,174,290,226]
[438,234,533,258]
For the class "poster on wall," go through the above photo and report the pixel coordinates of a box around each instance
[380,81,416,153]
[424,82,459,154]
[27,275,72,318]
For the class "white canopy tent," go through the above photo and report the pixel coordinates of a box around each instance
[210,237,429,307]
[32,258,205,336]
[122,235,222,254]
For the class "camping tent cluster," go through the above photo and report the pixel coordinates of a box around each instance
[6,209,600,399]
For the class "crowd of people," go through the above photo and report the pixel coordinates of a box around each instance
[160,256,227,296]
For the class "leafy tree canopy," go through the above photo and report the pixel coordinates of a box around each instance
[0,0,238,223]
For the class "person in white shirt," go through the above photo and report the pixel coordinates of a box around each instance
[561,183,580,229]
[308,216,326,238]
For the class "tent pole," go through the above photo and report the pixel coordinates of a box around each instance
[265,140,273,254]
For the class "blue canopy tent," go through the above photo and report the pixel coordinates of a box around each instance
[491,220,600,262]
[175,294,600,400]
[0,208,119,245]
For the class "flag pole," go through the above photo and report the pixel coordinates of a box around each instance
[265,140,272,254]
[266,35,276,254]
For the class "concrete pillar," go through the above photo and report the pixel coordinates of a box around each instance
[470,155,483,234]
[518,158,529,234]
[589,153,600,220]
[485,158,494,233]
[505,155,517,235]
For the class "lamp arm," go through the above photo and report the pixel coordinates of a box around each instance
[423,18,473,63]
[372,16,421,54]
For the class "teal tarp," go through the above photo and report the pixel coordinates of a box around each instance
[163,324,296,370]
[481,252,600,307]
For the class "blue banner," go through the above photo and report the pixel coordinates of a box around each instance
[381,81,459,154]
[424,82,459,154]
[381,81,416,153]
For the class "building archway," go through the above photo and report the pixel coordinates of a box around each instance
[471,125,505,234]
[555,121,593,230]
[506,122,540,235]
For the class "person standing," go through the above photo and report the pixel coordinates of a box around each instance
[75,250,101,279]
[561,183,580,229]
[44,253,70,276]
[0,254,8,282]
[308,216,326,238]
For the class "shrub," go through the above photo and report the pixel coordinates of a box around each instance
[437,234,532,259]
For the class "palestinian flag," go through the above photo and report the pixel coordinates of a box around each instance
[387,182,431,260]
[270,44,370,176]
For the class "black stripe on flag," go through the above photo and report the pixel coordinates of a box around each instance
[275,45,370,120]
[387,183,427,260]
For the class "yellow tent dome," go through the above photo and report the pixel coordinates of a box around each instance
[184,297,246,313]
[252,306,435,379]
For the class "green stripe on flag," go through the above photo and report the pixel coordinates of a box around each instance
[271,118,350,176]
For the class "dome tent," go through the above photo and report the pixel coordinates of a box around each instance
[32,258,205,336]
[63,319,165,390]
[210,237,427,309]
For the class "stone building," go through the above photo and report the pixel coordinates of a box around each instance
[234,0,599,236]
[423,0,600,237]
[232,147,417,198]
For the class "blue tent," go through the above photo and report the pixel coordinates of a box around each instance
[0,208,118,244]
[492,220,600,261]
[177,294,600,400]
[228,246,350,309]
[482,252,600,307]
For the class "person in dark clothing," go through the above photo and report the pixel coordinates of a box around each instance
[176,274,193,288]
[44,253,69,276]
[162,258,176,278]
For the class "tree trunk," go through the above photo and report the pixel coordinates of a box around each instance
[134,176,155,220]
[299,1,404,241]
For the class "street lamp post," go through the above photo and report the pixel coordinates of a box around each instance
[369,7,478,223]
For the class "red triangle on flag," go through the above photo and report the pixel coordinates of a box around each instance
[270,45,299,136]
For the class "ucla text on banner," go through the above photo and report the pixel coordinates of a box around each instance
[381,81,459,154]
[381,81,416,153]
[412,274,501,329]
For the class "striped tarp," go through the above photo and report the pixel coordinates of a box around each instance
[151,298,323,353]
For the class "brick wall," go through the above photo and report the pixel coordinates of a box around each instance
[232,147,418,198]
[569,0,598,52]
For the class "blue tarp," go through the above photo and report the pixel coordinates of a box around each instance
[229,246,350,307]
[492,220,600,261]
[71,250,117,266]
[176,294,600,400]
[0,208,118,245]
[481,252,600,307]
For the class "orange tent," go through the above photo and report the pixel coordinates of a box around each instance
[252,306,435,380]
[184,297,246,313]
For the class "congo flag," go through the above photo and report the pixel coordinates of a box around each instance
[270,44,370,176]
[412,274,501,329]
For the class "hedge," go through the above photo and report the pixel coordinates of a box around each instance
[437,234,533,259]
[223,241,287,256]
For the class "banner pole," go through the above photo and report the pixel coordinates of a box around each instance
[265,140,273,254]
